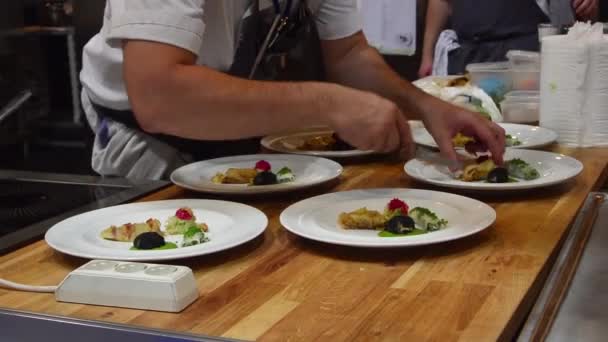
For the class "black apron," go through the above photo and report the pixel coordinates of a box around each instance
[93,0,324,161]
[448,0,549,75]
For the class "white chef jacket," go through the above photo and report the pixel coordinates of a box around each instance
[80,0,362,179]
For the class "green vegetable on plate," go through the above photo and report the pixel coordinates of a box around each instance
[276,167,296,183]
[505,158,540,180]
[181,225,209,247]
[409,207,448,232]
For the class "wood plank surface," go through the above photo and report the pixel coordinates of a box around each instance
[1,146,608,341]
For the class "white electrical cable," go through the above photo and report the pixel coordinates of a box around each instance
[0,278,57,293]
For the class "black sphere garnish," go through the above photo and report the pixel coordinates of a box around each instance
[133,232,165,250]
[253,171,278,185]
[487,167,509,183]
[386,216,416,234]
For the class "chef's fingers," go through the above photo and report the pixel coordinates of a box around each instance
[575,0,593,14]
[464,141,487,155]
[469,119,505,165]
[396,114,415,159]
[488,121,506,159]
[433,125,461,165]
[378,118,401,154]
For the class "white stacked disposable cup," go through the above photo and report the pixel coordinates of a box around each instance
[585,40,608,146]
[539,32,608,147]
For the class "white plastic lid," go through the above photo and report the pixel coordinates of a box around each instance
[466,61,510,72]
[506,50,540,63]
[503,90,540,102]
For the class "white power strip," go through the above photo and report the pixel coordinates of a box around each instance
[55,260,199,312]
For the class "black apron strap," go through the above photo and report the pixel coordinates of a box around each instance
[91,103,260,160]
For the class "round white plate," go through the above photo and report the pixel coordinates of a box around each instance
[261,127,375,158]
[404,149,583,191]
[170,154,343,195]
[280,188,495,247]
[45,199,268,261]
[410,120,558,150]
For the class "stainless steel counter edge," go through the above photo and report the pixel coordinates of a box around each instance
[517,192,606,341]
[0,169,166,188]
[0,308,244,342]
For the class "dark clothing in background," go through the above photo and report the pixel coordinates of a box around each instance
[448,0,550,74]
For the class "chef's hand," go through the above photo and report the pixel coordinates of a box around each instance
[418,56,434,79]
[326,88,414,159]
[421,98,506,166]
[573,0,599,20]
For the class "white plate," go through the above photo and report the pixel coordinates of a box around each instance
[404,149,583,191]
[280,189,495,247]
[170,154,343,195]
[45,199,268,261]
[260,127,375,158]
[410,121,558,150]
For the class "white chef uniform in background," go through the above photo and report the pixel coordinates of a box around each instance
[359,0,417,56]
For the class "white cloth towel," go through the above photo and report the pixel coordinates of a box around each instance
[432,29,460,76]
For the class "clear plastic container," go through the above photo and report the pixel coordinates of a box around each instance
[538,24,560,42]
[506,50,540,69]
[466,62,512,104]
[506,50,540,90]
[511,69,540,90]
[500,91,540,123]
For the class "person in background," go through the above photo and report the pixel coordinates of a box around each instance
[419,0,600,77]
[80,0,505,180]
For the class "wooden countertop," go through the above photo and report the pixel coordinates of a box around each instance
[2,146,608,341]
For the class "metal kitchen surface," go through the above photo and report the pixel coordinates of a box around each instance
[519,192,608,342]
[0,308,240,342]
[0,170,169,254]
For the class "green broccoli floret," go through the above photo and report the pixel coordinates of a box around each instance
[506,158,540,180]
[181,225,209,247]
[505,134,522,146]
[276,166,295,183]
[408,207,448,232]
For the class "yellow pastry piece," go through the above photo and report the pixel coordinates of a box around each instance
[211,173,226,184]
[338,208,387,230]
[300,134,336,151]
[460,159,496,182]
[446,76,470,87]
[100,218,162,242]
[211,168,258,184]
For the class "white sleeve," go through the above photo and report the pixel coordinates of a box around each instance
[106,0,206,55]
[315,0,363,40]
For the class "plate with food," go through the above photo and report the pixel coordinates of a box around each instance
[260,126,375,158]
[410,121,558,150]
[170,154,343,195]
[280,188,495,247]
[404,149,583,191]
[45,199,268,261]
[413,76,504,122]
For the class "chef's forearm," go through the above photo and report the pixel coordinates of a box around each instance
[323,34,433,120]
[421,0,451,61]
[123,41,349,141]
[130,67,343,140]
